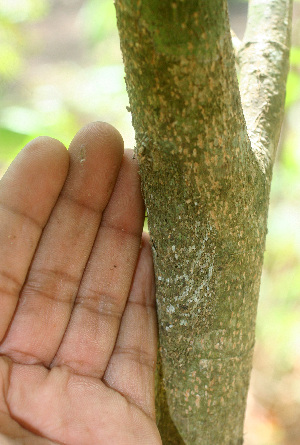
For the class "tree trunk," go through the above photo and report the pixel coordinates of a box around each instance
[114,0,292,443]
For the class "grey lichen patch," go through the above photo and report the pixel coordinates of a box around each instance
[154,219,218,338]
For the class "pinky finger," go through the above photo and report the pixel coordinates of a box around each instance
[103,232,158,420]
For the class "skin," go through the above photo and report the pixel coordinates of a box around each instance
[0,122,162,445]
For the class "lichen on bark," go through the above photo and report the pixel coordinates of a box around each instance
[115,0,292,443]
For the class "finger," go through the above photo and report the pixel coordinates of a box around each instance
[1,122,124,365]
[103,233,158,420]
[0,137,69,342]
[1,358,57,444]
[7,363,162,445]
[52,150,145,378]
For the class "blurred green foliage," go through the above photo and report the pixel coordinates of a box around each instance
[79,0,117,43]
[258,38,300,380]
[0,0,49,165]
[0,0,48,22]
[0,0,131,172]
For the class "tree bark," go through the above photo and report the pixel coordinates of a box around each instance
[115,0,292,443]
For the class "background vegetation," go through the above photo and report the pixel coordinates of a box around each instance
[0,1,299,443]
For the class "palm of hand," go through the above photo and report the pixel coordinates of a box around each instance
[0,123,161,445]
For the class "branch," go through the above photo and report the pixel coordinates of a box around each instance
[115,1,274,443]
[239,0,293,173]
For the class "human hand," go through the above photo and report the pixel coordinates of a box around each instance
[0,122,161,445]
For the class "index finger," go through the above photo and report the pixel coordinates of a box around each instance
[0,137,69,342]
